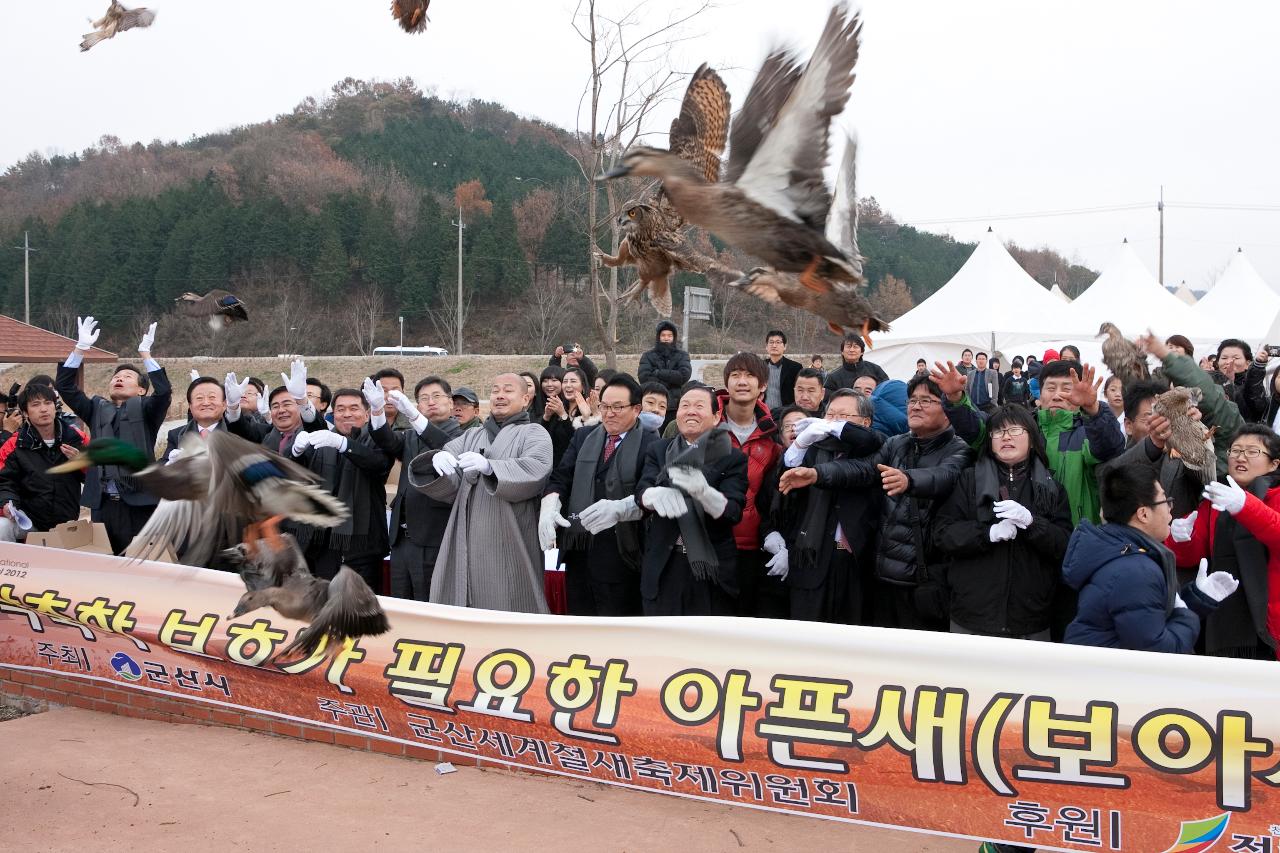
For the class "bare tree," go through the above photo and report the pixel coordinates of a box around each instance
[567,0,712,368]
[521,266,579,353]
[426,279,474,355]
[345,284,386,355]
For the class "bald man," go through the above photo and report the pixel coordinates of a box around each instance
[408,373,554,613]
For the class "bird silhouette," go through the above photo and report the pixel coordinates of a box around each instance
[390,0,430,33]
[175,290,249,331]
[81,2,156,52]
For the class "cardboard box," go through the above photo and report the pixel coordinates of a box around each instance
[26,520,114,555]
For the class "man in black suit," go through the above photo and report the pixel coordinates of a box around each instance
[764,329,802,411]
[55,317,172,554]
[162,376,265,463]
[542,374,659,616]
[223,360,327,447]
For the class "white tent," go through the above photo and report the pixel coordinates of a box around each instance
[867,228,1091,376]
[1050,283,1072,302]
[1065,240,1211,343]
[1174,281,1198,305]
[1196,248,1280,343]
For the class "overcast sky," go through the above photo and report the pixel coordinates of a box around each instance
[5,0,1279,290]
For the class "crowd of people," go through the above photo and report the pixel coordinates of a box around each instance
[1,317,1277,675]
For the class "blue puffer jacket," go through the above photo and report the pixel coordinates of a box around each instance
[1062,521,1217,653]
[871,380,908,438]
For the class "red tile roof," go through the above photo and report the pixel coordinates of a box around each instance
[0,315,118,363]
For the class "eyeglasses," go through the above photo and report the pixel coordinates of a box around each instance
[991,426,1027,439]
[906,397,941,409]
[1227,447,1272,460]
[417,393,450,403]
[599,403,637,415]
[1144,497,1175,509]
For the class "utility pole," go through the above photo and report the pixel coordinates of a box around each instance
[452,206,465,354]
[1157,185,1165,285]
[12,231,35,324]
[398,315,404,354]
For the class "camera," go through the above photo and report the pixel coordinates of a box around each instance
[4,382,18,414]
[1266,345,1280,359]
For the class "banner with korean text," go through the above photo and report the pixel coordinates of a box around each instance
[0,542,1277,852]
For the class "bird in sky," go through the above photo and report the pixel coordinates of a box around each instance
[391,0,430,33]
[174,290,249,331]
[81,2,156,52]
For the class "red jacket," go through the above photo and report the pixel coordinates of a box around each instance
[1167,487,1280,660]
[716,394,781,551]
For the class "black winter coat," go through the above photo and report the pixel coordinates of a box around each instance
[0,421,87,532]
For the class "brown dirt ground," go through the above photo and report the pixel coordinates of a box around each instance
[0,707,974,853]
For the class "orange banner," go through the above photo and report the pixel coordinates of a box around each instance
[1,542,1277,851]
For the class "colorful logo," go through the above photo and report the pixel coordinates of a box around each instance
[108,652,142,682]
[1161,813,1231,853]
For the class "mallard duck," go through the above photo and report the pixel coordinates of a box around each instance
[733,136,888,340]
[175,290,249,330]
[224,534,389,662]
[595,64,739,316]
[391,0,430,33]
[81,1,156,52]
[599,3,862,291]
[49,431,347,566]
[1098,322,1149,384]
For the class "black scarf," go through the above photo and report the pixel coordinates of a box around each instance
[973,455,1057,520]
[484,410,531,440]
[302,427,375,552]
[1206,474,1276,656]
[658,427,732,581]
[792,436,845,576]
[563,426,643,559]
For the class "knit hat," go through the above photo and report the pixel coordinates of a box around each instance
[1042,348,1060,363]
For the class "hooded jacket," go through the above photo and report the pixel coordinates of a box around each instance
[0,419,87,533]
[870,380,908,437]
[715,392,781,550]
[638,321,692,403]
[1062,521,1216,652]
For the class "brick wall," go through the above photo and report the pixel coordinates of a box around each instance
[0,664,482,767]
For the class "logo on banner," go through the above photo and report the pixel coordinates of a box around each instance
[1160,813,1231,852]
[109,652,142,682]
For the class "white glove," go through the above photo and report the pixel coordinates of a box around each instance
[167,448,183,465]
[362,378,386,413]
[793,418,827,450]
[224,372,249,408]
[308,430,348,453]
[387,389,419,420]
[539,494,570,550]
[1174,592,1188,610]
[282,358,307,400]
[189,368,200,382]
[993,499,1033,530]
[256,390,270,417]
[579,497,641,534]
[1170,510,1198,543]
[669,465,729,518]
[1203,477,1247,515]
[643,486,689,519]
[432,450,459,478]
[765,548,789,580]
[138,321,157,354]
[75,316,101,351]
[457,451,492,476]
[762,531,787,555]
[290,430,312,456]
[989,519,1018,542]
[1195,557,1240,603]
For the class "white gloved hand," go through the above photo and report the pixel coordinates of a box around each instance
[539,493,570,550]
[579,497,640,535]
[1203,477,1247,515]
[256,390,270,416]
[762,531,787,556]
[431,450,459,478]
[308,430,348,453]
[138,321,157,354]
[189,368,200,382]
[643,486,689,519]
[1170,510,1198,543]
[457,450,492,476]
[282,358,307,400]
[167,448,183,465]
[290,430,312,457]
[75,316,100,351]
[1195,557,1240,603]
[387,389,419,420]
[1174,593,1188,610]
[793,418,827,450]
[765,547,789,580]
[362,378,386,413]
[989,519,1018,542]
[993,499,1033,530]
[224,372,249,409]
[669,465,729,518]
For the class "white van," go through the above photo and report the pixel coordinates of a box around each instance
[372,345,449,357]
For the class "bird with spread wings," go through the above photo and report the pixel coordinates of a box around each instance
[390,0,430,33]
[595,64,741,318]
[174,290,249,331]
[80,2,156,52]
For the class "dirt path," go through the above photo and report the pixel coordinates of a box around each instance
[0,708,975,852]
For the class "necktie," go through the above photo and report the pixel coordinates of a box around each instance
[199,427,209,439]
[603,433,620,463]
[279,431,292,455]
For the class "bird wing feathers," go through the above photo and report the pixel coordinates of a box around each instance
[133,431,212,501]
[824,134,863,280]
[125,499,204,563]
[391,0,431,33]
[117,7,155,31]
[175,290,249,321]
[735,4,861,229]
[279,566,390,661]
[725,49,803,185]
[668,64,731,186]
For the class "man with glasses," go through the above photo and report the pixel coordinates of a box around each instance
[782,375,970,630]
[366,375,462,601]
[763,330,801,411]
[542,374,658,616]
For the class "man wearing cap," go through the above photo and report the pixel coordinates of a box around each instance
[823,331,888,394]
[452,387,481,431]
[56,316,172,554]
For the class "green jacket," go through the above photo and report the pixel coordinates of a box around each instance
[943,394,1126,525]
[1159,352,1243,480]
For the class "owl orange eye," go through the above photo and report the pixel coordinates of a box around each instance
[628,210,636,218]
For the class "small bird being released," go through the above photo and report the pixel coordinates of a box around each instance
[390,0,430,33]
[224,534,390,663]
[1153,385,1216,479]
[174,290,249,331]
[81,1,156,52]
[1097,322,1150,384]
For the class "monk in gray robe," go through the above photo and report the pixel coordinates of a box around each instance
[408,373,553,613]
